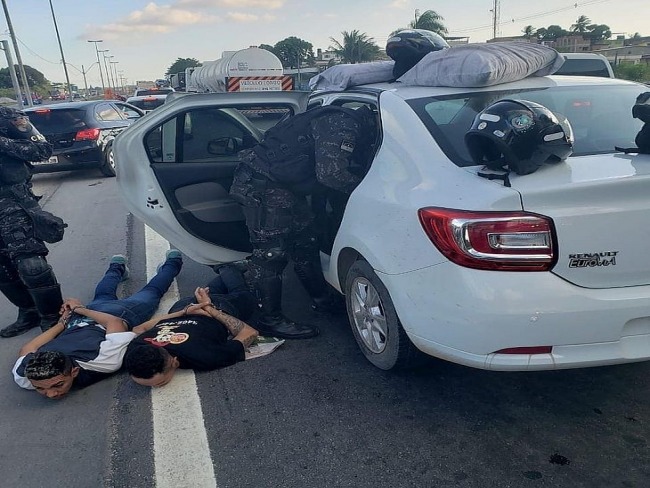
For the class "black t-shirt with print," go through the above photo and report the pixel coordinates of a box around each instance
[127,314,245,370]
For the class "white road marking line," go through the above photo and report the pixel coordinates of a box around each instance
[145,225,218,488]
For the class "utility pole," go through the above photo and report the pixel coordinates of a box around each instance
[492,0,501,40]
[0,40,22,105]
[1,0,33,107]
[88,40,106,97]
[48,0,73,101]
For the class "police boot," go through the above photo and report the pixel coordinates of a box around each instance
[255,276,319,340]
[294,261,346,315]
[0,281,40,338]
[28,284,63,332]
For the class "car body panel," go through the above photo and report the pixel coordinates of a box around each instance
[116,76,650,371]
[24,101,144,174]
[115,91,310,263]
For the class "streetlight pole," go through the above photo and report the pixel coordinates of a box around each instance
[0,40,23,105]
[99,50,112,95]
[110,61,119,96]
[1,0,33,107]
[48,0,73,101]
[105,55,116,93]
[88,40,106,97]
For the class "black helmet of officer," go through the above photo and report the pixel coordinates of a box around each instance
[0,106,46,142]
[464,99,574,176]
[632,92,650,123]
[386,29,450,79]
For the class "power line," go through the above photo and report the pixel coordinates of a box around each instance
[450,0,613,35]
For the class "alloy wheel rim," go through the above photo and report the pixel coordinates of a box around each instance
[108,149,115,171]
[350,277,387,353]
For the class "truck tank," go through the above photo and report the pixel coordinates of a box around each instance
[190,47,284,92]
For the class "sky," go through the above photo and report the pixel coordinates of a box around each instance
[0,0,647,89]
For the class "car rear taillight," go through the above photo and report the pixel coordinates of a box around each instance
[74,128,100,141]
[418,207,557,271]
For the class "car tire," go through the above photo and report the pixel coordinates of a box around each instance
[100,143,116,177]
[345,259,420,370]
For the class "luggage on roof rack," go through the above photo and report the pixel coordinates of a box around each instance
[309,42,564,92]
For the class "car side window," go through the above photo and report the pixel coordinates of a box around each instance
[144,108,258,164]
[115,103,142,120]
[95,103,124,121]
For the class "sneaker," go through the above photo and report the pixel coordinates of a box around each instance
[166,249,182,260]
[157,249,183,273]
[109,254,130,281]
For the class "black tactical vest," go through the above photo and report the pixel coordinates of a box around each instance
[247,106,371,190]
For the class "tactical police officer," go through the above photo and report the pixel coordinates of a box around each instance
[0,107,67,338]
[230,105,376,339]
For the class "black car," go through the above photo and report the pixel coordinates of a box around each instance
[23,100,144,177]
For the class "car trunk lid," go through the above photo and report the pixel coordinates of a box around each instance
[506,153,650,288]
[27,108,88,149]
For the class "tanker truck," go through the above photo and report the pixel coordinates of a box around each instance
[173,47,293,93]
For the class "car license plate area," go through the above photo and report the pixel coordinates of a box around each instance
[34,156,58,165]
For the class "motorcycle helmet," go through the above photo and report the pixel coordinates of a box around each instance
[464,99,574,175]
[0,106,46,142]
[632,91,650,123]
[386,29,450,79]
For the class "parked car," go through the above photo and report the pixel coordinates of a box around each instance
[115,77,649,372]
[126,94,168,114]
[555,53,615,78]
[24,100,144,177]
[133,87,174,97]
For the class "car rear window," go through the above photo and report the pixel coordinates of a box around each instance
[135,89,173,96]
[555,59,612,78]
[25,109,87,134]
[408,84,646,167]
[128,98,166,111]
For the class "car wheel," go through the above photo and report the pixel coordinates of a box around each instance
[345,260,420,370]
[100,143,116,177]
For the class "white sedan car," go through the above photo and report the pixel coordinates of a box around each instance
[115,76,650,371]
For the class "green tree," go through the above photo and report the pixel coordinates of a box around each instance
[522,25,536,39]
[329,30,381,64]
[585,24,612,42]
[273,37,315,68]
[536,25,569,41]
[0,64,48,89]
[392,9,448,37]
[259,44,279,57]
[165,57,201,76]
[410,9,448,35]
[571,15,591,33]
[614,62,650,82]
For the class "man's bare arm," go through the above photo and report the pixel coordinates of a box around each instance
[205,305,258,348]
[18,322,65,357]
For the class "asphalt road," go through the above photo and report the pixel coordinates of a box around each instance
[1,171,649,487]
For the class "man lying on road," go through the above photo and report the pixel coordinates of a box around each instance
[12,252,182,398]
[124,264,259,388]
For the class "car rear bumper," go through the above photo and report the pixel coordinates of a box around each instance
[31,147,103,173]
[378,262,650,371]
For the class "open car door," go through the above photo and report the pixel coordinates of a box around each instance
[115,91,310,264]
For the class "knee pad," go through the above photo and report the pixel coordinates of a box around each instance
[15,256,58,289]
[250,247,288,275]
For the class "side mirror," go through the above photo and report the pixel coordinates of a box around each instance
[207,137,239,156]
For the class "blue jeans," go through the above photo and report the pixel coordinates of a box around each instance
[84,258,182,329]
[168,264,256,320]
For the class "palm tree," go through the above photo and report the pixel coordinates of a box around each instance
[391,9,448,37]
[522,25,536,39]
[571,15,591,33]
[329,30,381,64]
[410,9,448,35]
